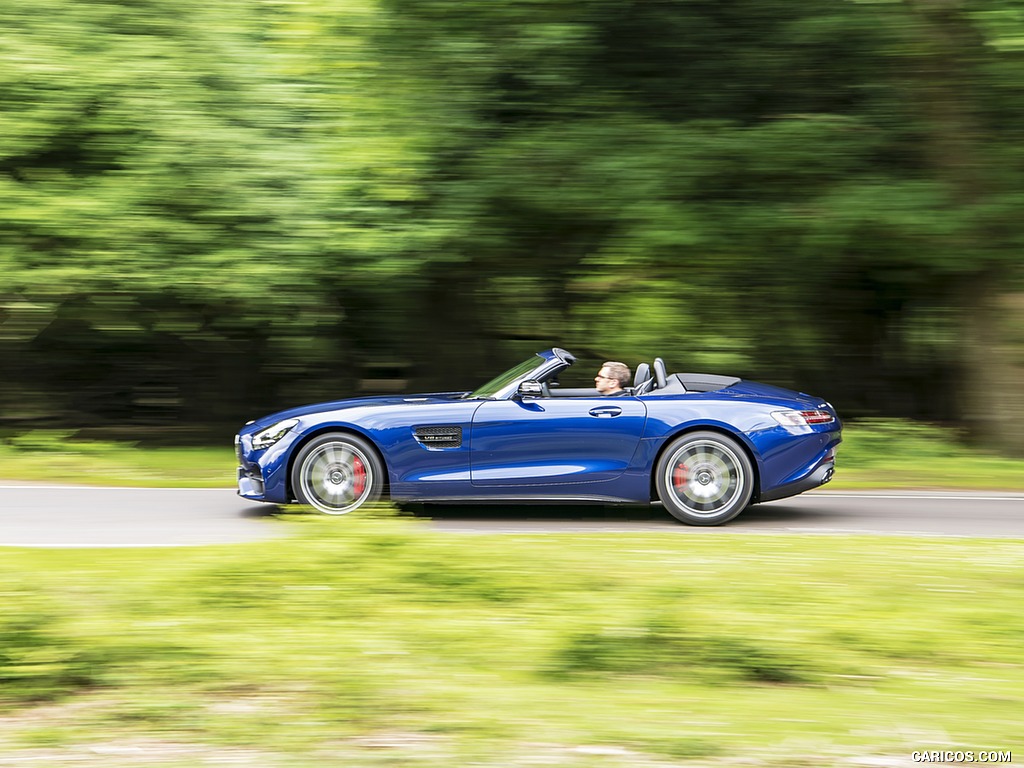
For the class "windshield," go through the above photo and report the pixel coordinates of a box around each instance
[466,356,546,399]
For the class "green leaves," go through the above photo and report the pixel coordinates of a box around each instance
[2,0,1023,440]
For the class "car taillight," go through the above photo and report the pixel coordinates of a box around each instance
[801,410,834,425]
[772,409,836,434]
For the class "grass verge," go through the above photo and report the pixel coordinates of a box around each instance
[833,419,1024,490]
[0,515,1021,766]
[0,430,231,488]
[2,420,1023,491]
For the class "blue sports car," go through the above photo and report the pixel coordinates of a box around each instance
[234,348,841,525]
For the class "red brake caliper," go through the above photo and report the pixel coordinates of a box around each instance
[352,455,367,496]
[673,463,688,490]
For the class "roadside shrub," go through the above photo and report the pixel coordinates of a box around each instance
[548,618,817,685]
[0,589,215,705]
[0,604,101,703]
[5,430,129,455]
[6,431,77,453]
[841,419,964,467]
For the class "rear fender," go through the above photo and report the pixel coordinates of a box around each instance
[645,423,762,502]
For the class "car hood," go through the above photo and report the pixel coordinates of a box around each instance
[244,392,468,431]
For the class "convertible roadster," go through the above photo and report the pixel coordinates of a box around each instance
[234,348,840,525]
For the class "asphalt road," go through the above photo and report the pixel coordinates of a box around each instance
[1,485,1023,547]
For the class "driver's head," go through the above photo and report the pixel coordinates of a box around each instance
[595,361,631,394]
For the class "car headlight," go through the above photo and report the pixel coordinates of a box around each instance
[251,418,299,449]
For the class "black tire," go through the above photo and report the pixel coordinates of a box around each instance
[290,432,384,515]
[655,431,754,526]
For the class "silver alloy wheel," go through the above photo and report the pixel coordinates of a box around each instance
[298,441,374,515]
[662,439,744,518]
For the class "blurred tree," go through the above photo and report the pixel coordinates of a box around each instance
[2,0,1023,451]
[350,0,1024,449]
[0,0,347,423]
[898,0,1024,452]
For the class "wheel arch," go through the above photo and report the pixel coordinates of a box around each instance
[648,423,762,502]
[285,425,391,503]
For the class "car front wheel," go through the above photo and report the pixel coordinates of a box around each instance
[655,431,754,526]
[291,432,384,515]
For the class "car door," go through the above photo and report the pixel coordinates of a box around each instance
[470,396,647,487]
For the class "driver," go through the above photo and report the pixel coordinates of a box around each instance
[595,361,631,396]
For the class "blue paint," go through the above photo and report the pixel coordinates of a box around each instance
[235,349,842,514]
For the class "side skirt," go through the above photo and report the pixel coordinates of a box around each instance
[400,494,649,505]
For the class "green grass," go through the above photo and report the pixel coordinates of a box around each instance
[1,515,1021,766]
[836,419,1024,490]
[0,430,233,488]
[3,420,1023,491]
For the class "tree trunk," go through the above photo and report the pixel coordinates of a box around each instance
[907,1,1024,452]
[961,284,1024,455]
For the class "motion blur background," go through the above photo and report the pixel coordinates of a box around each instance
[2,0,1023,452]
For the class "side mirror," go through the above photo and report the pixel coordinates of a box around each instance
[517,380,543,398]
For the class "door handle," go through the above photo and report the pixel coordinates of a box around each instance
[588,406,622,418]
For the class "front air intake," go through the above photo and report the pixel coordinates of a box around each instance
[413,426,462,448]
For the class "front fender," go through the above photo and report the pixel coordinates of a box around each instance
[251,420,384,504]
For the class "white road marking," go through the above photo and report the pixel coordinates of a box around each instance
[781,527,979,536]
[0,485,225,491]
[800,493,1024,501]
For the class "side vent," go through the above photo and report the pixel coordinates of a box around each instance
[413,426,463,448]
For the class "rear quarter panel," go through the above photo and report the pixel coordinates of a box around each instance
[638,393,840,497]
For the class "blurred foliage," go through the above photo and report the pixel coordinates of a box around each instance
[0,434,232,487]
[5,429,127,454]
[0,521,1021,762]
[835,418,1024,487]
[0,599,98,702]
[1,0,1024,448]
[839,418,967,464]
[550,619,818,684]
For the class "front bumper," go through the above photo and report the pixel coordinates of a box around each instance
[237,465,265,497]
[234,431,293,503]
[236,433,266,499]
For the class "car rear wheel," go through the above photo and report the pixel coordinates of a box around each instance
[656,431,754,526]
[291,432,383,515]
